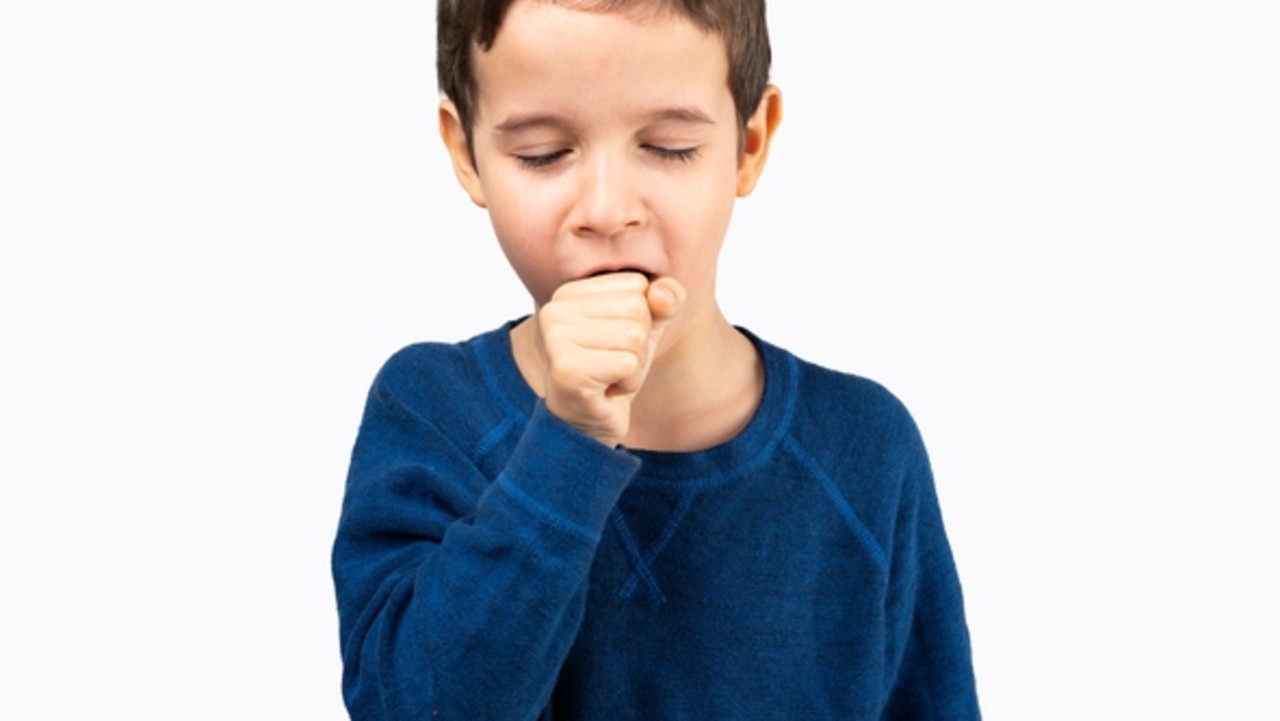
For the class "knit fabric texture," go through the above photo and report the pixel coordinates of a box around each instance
[332,323,980,720]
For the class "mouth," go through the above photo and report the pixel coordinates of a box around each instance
[587,266,656,281]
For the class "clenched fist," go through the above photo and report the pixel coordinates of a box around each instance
[536,271,685,447]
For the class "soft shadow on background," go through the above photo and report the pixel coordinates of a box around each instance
[2,2,1276,718]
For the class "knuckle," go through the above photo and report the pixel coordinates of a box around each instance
[619,293,649,317]
[620,321,647,348]
[617,350,644,376]
[542,321,574,349]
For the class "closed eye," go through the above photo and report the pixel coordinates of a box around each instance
[516,150,571,169]
[645,145,699,163]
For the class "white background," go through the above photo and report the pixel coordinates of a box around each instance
[2,1,1276,718]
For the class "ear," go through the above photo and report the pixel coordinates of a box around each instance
[439,99,487,208]
[736,85,783,197]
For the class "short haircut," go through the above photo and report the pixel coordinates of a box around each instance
[437,0,771,152]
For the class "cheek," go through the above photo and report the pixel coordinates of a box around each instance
[486,166,573,234]
[483,178,566,303]
[660,167,737,260]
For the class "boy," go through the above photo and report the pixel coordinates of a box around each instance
[332,0,980,718]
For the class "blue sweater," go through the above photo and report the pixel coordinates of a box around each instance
[332,323,980,720]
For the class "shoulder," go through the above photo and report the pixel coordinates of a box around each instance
[365,324,515,427]
[377,337,478,388]
[798,358,918,439]
[752,333,929,474]
[753,334,920,440]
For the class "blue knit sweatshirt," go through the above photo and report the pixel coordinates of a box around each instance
[332,323,980,720]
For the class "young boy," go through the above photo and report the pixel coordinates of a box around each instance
[332,1,980,718]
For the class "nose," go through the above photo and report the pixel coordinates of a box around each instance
[570,153,644,238]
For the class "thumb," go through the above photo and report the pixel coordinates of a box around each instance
[622,277,684,399]
[645,277,686,356]
[646,276,685,327]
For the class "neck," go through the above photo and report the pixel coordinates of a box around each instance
[510,302,764,452]
[625,310,763,451]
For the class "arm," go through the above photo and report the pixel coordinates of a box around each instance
[881,428,981,720]
[332,371,638,721]
[334,273,679,719]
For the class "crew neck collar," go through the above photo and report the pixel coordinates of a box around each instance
[474,319,797,488]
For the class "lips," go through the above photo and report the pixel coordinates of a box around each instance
[586,266,656,281]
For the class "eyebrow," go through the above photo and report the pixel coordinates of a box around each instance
[493,114,566,134]
[644,107,716,126]
[493,107,716,134]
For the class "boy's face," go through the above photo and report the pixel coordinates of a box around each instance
[441,0,776,313]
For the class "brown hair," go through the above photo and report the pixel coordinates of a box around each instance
[437,0,771,151]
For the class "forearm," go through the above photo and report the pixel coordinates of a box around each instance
[335,402,638,720]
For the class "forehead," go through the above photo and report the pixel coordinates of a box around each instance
[473,1,730,121]
[513,0,688,30]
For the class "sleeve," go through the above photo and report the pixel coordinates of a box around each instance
[331,366,639,721]
[881,421,982,720]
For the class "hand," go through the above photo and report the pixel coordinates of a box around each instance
[537,272,685,447]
